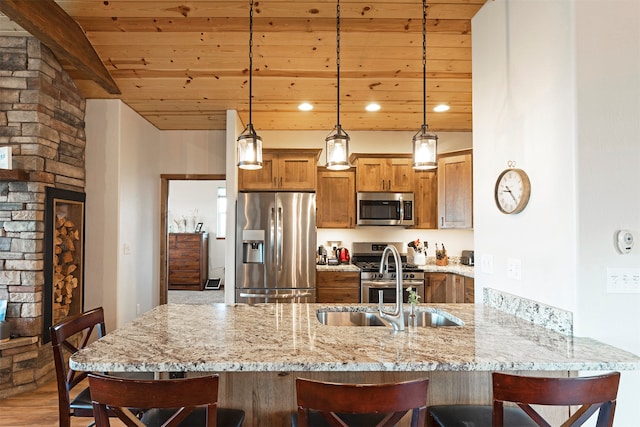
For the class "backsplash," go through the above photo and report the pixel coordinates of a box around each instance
[483,288,573,336]
[317,228,474,259]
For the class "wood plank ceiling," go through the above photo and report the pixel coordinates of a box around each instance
[0,0,487,132]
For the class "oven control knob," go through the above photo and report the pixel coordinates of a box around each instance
[378,273,383,279]
[409,273,415,279]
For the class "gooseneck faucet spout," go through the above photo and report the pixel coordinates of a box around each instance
[378,245,405,331]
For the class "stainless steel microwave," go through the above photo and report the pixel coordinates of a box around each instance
[356,192,414,226]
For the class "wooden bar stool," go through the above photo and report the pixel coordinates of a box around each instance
[428,371,620,427]
[88,373,245,427]
[293,377,429,427]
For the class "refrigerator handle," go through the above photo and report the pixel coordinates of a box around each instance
[270,207,276,266]
[276,206,283,267]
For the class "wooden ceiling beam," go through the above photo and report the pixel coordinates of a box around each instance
[0,0,120,94]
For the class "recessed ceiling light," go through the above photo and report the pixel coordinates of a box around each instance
[433,104,450,112]
[298,102,313,111]
[365,103,381,112]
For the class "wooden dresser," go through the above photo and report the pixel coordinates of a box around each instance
[168,233,209,291]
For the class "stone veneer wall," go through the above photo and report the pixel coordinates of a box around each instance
[0,36,86,398]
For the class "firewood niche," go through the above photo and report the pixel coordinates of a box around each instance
[43,187,86,343]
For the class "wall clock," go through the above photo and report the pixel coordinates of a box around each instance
[494,166,531,214]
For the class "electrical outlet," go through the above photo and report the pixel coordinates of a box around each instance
[606,268,640,293]
[481,254,493,274]
[507,258,522,280]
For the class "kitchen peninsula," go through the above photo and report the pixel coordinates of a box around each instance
[70,302,640,427]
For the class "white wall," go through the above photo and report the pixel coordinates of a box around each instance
[472,1,640,424]
[157,130,226,173]
[116,103,162,323]
[84,100,122,330]
[85,100,161,328]
[574,0,640,423]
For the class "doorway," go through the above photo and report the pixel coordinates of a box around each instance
[159,174,226,305]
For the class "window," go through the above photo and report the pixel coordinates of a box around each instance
[216,187,227,238]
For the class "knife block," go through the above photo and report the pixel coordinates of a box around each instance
[435,256,449,266]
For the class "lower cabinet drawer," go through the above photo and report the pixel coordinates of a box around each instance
[317,288,360,303]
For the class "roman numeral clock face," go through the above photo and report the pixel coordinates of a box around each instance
[494,168,531,214]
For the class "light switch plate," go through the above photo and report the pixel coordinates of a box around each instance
[507,258,522,280]
[606,268,640,293]
[480,254,493,274]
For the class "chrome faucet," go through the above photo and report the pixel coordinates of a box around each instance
[378,245,405,331]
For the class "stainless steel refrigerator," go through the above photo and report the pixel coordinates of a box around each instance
[236,192,316,303]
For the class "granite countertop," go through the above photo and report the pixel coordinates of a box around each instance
[316,261,474,277]
[70,303,639,374]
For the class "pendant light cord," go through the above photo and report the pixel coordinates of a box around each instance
[249,0,254,127]
[336,0,341,128]
[422,0,427,128]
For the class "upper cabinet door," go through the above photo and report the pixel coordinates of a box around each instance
[355,157,387,191]
[437,150,473,229]
[238,153,277,190]
[389,158,413,192]
[352,155,413,192]
[413,169,437,229]
[278,152,317,190]
[317,169,355,228]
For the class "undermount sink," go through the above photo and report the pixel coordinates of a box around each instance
[316,308,464,328]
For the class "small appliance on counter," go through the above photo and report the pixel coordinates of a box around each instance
[461,250,474,266]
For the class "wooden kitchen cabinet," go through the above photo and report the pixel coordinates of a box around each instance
[316,270,360,303]
[238,148,321,191]
[413,169,438,229]
[317,168,356,228]
[168,233,209,291]
[424,272,474,303]
[350,154,413,192]
[437,150,473,229]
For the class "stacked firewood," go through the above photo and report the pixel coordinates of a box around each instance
[53,216,80,319]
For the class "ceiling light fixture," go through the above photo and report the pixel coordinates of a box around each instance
[325,0,350,171]
[412,0,438,171]
[298,102,313,111]
[434,104,450,112]
[366,103,381,112]
[237,0,262,170]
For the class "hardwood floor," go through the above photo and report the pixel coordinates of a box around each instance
[0,379,127,427]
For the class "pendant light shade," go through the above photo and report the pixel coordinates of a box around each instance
[325,0,351,170]
[237,124,263,170]
[326,125,350,170]
[412,0,438,170]
[412,125,438,169]
[237,0,263,170]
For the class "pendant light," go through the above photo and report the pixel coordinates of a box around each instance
[325,0,350,170]
[237,0,263,170]
[412,0,438,170]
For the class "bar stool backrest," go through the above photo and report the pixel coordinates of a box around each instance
[492,372,621,427]
[295,377,429,427]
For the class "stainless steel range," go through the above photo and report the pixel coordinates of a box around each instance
[351,242,425,304]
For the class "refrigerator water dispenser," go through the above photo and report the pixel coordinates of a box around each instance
[242,229,265,264]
